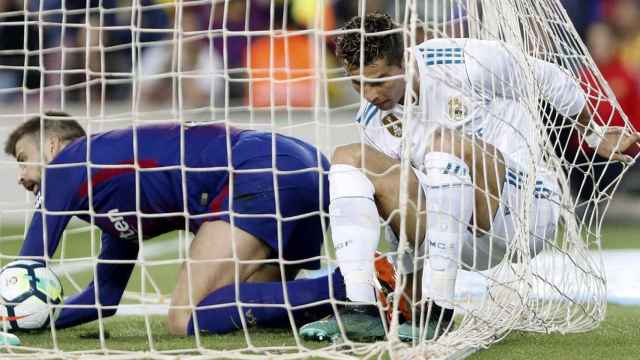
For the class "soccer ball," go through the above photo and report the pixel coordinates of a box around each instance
[0,260,63,330]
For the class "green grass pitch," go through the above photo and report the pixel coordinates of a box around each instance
[5,304,639,358]
[0,223,637,358]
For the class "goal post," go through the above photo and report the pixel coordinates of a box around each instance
[0,0,636,358]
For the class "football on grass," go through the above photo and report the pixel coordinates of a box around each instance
[0,260,63,330]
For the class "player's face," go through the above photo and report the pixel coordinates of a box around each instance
[349,58,405,111]
[14,136,43,195]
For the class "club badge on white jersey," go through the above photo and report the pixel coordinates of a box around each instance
[381,113,403,138]
[447,96,469,123]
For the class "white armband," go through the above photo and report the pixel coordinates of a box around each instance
[584,122,605,149]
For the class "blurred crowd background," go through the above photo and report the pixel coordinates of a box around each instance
[2,0,640,112]
[3,0,638,106]
[0,0,639,202]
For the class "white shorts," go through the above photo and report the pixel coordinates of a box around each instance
[384,164,561,273]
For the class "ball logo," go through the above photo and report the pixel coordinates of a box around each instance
[0,314,30,321]
[5,276,17,286]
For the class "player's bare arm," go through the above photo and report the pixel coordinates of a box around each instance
[576,107,640,163]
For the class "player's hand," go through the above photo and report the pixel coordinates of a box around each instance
[595,127,640,164]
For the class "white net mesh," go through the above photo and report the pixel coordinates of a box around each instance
[0,0,637,359]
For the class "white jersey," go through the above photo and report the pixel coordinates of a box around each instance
[356,38,586,171]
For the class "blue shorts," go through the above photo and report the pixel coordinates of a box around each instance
[203,132,330,270]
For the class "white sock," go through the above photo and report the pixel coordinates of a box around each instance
[329,164,380,303]
[422,152,473,308]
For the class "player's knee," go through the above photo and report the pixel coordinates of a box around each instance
[331,143,365,167]
[167,308,191,336]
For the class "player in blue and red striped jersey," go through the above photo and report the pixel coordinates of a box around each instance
[4,111,346,335]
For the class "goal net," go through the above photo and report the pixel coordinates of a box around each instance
[0,0,636,358]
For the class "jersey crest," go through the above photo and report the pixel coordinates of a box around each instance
[382,113,403,137]
[447,96,468,122]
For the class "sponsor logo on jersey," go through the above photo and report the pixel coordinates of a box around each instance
[382,113,403,138]
[447,96,468,122]
[107,209,137,240]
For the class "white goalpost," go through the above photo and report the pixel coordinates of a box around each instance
[0,0,636,358]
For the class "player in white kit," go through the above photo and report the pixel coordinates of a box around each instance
[300,13,640,342]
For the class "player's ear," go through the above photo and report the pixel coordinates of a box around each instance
[44,135,62,162]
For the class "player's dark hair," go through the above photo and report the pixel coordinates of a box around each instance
[4,111,86,157]
[335,12,404,69]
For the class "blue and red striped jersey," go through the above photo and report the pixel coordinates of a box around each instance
[20,123,247,258]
